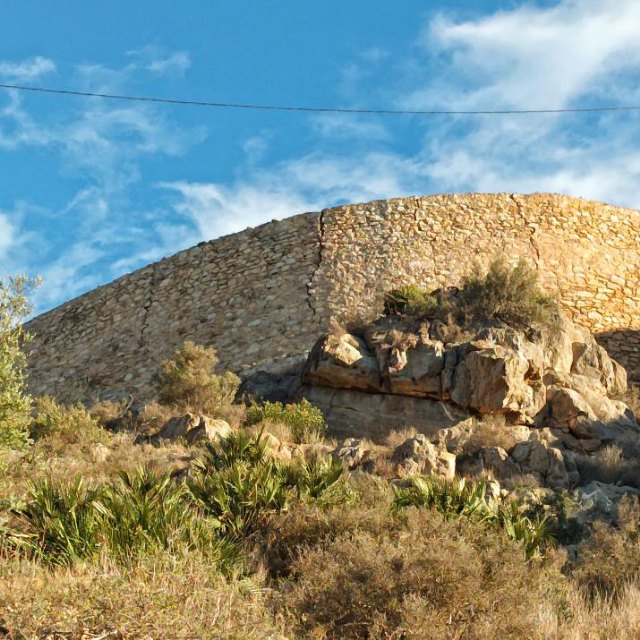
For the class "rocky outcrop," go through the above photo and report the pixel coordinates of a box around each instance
[301,313,640,493]
[302,315,637,443]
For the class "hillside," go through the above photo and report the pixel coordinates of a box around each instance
[2,195,640,638]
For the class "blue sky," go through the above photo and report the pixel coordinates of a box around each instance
[2,0,640,314]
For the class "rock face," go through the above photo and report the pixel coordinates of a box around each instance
[303,385,470,441]
[303,315,634,438]
[301,312,640,493]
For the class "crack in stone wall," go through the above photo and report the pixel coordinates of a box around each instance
[510,193,541,266]
[305,209,326,318]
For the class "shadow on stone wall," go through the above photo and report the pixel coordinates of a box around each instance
[596,330,640,382]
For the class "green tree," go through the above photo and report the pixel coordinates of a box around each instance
[0,275,39,449]
[155,340,240,417]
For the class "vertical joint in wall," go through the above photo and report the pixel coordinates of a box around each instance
[138,264,159,350]
[510,193,541,267]
[306,210,326,318]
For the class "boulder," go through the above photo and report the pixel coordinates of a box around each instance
[302,333,380,392]
[149,414,232,445]
[384,340,445,397]
[574,481,640,525]
[333,438,370,470]
[392,434,456,480]
[184,418,232,445]
[93,443,111,463]
[547,386,598,427]
[510,439,572,490]
[261,432,293,462]
[572,336,627,397]
[450,342,546,420]
[479,446,519,479]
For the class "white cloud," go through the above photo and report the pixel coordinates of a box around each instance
[159,150,424,240]
[0,56,55,82]
[0,213,17,257]
[412,0,640,111]
[400,0,640,209]
[126,46,191,76]
[159,180,315,240]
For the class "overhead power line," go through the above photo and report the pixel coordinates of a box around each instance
[1,82,640,116]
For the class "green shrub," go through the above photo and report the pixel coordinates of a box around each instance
[188,459,291,538]
[382,258,559,330]
[3,467,232,568]
[286,454,349,504]
[457,257,559,328]
[383,285,439,317]
[30,396,110,445]
[155,340,240,417]
[245,399,326,443]
[393,476,552,557]
[0,275,39,450]
[94,467,224,562]
[197,429,270,472]
[4,477,103,564]
[187,431,346,537]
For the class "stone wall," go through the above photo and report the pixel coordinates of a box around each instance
[26,212,324,402]
[26,193,640,403]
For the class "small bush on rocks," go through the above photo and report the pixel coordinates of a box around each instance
[245,398,326,443]
[457,257,560,328]
[383,257,560,330]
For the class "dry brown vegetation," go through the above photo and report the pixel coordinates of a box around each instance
[2,467,640,639]
[574,445,640,488]
[2,343,640,638]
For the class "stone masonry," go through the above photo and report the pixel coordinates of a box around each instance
[25,193,640,403]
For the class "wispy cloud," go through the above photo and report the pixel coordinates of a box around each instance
[0,56,56,82]
[0,53,205,311]
[126,46,191,77]
[159,150,423,240]
[0,213,17,258]
[405,0,640,206]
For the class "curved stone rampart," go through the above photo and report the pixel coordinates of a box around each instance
[26,193,640,402]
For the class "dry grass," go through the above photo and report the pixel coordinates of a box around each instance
[275,506,565,639]
[574,445,640,488]
[568,497,640,601]
[461,415,530,456]
[546,581,640,639]
[0,550,284,639]
[384,426,419,449]
[0,432,191,506]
